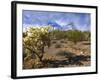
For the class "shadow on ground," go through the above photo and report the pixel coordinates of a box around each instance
[42,51,90,68]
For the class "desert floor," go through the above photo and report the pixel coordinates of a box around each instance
[23,39,91,69]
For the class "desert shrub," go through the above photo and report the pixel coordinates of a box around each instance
[66,30,85,44]
[82,42,91,45]
[57,50,75,57]
[60,40,65,43]
[55,44,62,48]
[51,30,67,40]
[52,41,56,44]
[64,41,67,43]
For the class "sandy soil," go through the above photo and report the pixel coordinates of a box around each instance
[43,39,91,67]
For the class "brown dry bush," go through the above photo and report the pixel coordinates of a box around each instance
[55,44,62,48]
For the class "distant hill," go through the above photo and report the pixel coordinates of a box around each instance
[47,21,62,30]
[47,21,77,31]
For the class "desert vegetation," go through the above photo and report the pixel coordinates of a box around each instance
[23,26,91,69]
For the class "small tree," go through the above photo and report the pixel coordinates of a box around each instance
[23,26,52,62]
[66,30,85,44]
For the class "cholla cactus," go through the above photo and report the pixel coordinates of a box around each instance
[23,26,53,62]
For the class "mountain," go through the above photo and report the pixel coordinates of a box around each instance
[47,21,77,31]
[62,23,77,30]
[47,21,62,30]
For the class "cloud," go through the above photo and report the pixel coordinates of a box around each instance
[22,10,90,31]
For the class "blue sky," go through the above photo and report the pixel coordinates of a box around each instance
[22,10,91,31]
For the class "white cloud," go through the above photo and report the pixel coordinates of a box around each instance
[23,24,34,32]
